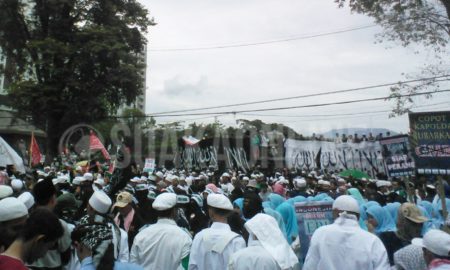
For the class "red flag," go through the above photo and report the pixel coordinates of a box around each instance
[30,132,42,166]
[108,160,115,174]
[89,130,110,160]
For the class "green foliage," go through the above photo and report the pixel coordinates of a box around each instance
[336,0,450,49]
[0,0,153,157]
[336,0,450,115]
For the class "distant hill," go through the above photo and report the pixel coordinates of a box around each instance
[322,128,399,139]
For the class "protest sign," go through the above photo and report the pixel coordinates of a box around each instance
[409,111,450,175]
[143,158,155,173]
[379,135,415,177]
[295,201,334,261]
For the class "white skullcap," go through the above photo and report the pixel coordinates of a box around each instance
[52,175,68,185]
[207,193,233,211]
[18,192,35,210]
[277,178,289,185]
[221,172,230,178]
[320,180,331,186]
[88,191,112,214]
[337,178,346,183]
[0,197,28,222]
[412,229,450,257]
[75,166,82,171]
[156,171,164,178]
[11,179,24,191]
[83,173,94,181]
[294,178,307,188]
[376,180,391,188]
[332,195,360,214]
[185,176,193,186]
[94,178,105,187]
[152,193,177,211]
[0,185,13,199]
[243,176,250,181]
[130,176,141,183]
[72,176,84,185]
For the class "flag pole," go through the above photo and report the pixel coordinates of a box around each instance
[29,132,33,168]
[87,130,91,172]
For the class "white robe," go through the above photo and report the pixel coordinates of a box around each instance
[130,218,192,270]
[189,222,246,270]
[228,240,281,270]
[303,216,390,270]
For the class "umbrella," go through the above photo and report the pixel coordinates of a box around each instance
[339,169,370,180]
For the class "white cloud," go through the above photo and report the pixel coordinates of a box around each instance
[140,0,448,135]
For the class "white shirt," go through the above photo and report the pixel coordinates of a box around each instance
[303,216,390,270]
[228,240,281,270]
[130,218,192,270]
[118,227,129,262]
[189,222,246,270]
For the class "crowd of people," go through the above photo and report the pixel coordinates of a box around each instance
[0,162,449,270]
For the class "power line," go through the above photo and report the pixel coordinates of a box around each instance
[239,101,450,118]
[117,88,450,118]
[145,75,450,116]
[148,24,377,52]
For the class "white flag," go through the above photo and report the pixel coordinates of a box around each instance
[0,136,26,173]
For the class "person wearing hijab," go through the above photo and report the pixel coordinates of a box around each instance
[419,201,441,231]
[434,198,450,229]
[380,202,429,267]
[384,202,401,223]
[267,193,285,210]
[276,202,299,245]
[347,188,366,206]
[418,205,438,236]
[303,195,390,270]
[233,198,244,215]
[228,214,299,270]
[367,205,398,265]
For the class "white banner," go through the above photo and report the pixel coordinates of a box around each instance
[284,139,385,176]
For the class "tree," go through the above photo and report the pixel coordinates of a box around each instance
[336,0,450,115]
[0,0,153,159]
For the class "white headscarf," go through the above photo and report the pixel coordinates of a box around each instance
[245,214,298,269]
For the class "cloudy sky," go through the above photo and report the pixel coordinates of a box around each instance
[140,0,450,136]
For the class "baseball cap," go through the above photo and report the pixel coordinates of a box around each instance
[113,192,133,208]
[400,203,428,223]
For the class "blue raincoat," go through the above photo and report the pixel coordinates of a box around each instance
[366,205,396,234]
